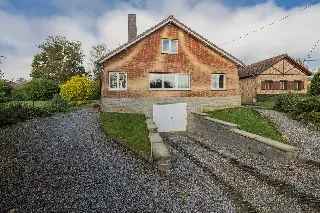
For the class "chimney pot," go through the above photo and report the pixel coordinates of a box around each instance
[128,14,137,42]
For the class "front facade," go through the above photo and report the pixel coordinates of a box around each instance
[239,54,312,104]
[100,15,243,115]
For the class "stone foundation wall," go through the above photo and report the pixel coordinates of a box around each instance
[101,96,241,117]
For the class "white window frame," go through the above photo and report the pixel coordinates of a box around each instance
[211,74,226,90]
[161,39,178,54]
[149,73,191,91]
[108,72,128,91]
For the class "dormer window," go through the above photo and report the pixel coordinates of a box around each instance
[161,39,178,54]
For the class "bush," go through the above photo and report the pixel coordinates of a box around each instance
[0,102,51,127]
[60,75,98,101]
[274,94,301,113]
[12,78,59,101]
[309,71,320,96]
[256,94,280,102]
[274,94,320,129]
[11,84,30,101]
[295,97,320,113]
[27,78,59,101]
[50,94,70,112]
[0,80,13,103]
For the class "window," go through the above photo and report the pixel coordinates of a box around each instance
[149,73,190,90]
[265,80,273,90]
[293,80,303,90]
[108,72,127,90]
[280,80,288,90]
[211,74,225,90]
[161,39,178,54]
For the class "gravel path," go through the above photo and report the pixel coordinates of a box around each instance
[162,132,320,213]
[257,109,320,161]
[0,109,236,212]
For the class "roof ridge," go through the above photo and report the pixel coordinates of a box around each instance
[98,15,244,66]
[239,53,312,79]
[245,53,287,68]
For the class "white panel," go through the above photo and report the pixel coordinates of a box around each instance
[153,103,187,132]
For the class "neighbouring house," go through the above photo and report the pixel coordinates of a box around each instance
[239,54,312,104]
[99,14,244,117]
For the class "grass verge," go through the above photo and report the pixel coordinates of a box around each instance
[207,107,287,143]
[256,100,275,109]
[100,112,151,158]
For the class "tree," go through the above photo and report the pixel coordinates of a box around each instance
[309,69,320,96]
[89,44,108,80]
[0,56,5,79]
[31,35,86,83]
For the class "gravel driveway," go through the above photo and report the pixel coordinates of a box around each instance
[257,109,320,161]
[1,109,237,212]
[2,109,320,212]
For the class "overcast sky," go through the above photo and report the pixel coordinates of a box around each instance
[1,0,320,80]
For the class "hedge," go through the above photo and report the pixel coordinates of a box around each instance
[274,94,320,129]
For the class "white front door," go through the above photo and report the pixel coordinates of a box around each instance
[153,103,187,132]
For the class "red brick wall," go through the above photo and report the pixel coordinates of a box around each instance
[101,23,240,98]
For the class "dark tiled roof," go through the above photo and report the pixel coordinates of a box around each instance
[239,54,312,79]
[98,15,245,66]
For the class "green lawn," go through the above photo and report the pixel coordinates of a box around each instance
[100,112,151,157]
[207,107,286,143]
[256,100,275,109]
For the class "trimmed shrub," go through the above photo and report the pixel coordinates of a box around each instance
[274,94,301,113]
[60,75,98,101]
[28,78,59,101]
[12,78,59,101]
[309,71,320,96]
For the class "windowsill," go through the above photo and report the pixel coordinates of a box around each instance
[211,88,227,91]
[161,51,178,54]
[108,88,127,91]
[149,88,191,91]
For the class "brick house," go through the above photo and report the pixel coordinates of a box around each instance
[99,14,244,116]
[239,54,312,104]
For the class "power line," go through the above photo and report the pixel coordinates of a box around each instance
[304,39,320,61]
[221,3,314,46]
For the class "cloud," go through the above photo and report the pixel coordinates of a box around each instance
[1,0,320,80]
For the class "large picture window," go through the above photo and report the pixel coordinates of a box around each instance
[211,74,226,90]
[161,39,178,54]
[149,73,190,90]
[108,72,127,90]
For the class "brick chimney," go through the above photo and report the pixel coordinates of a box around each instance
[128,14,137,42]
